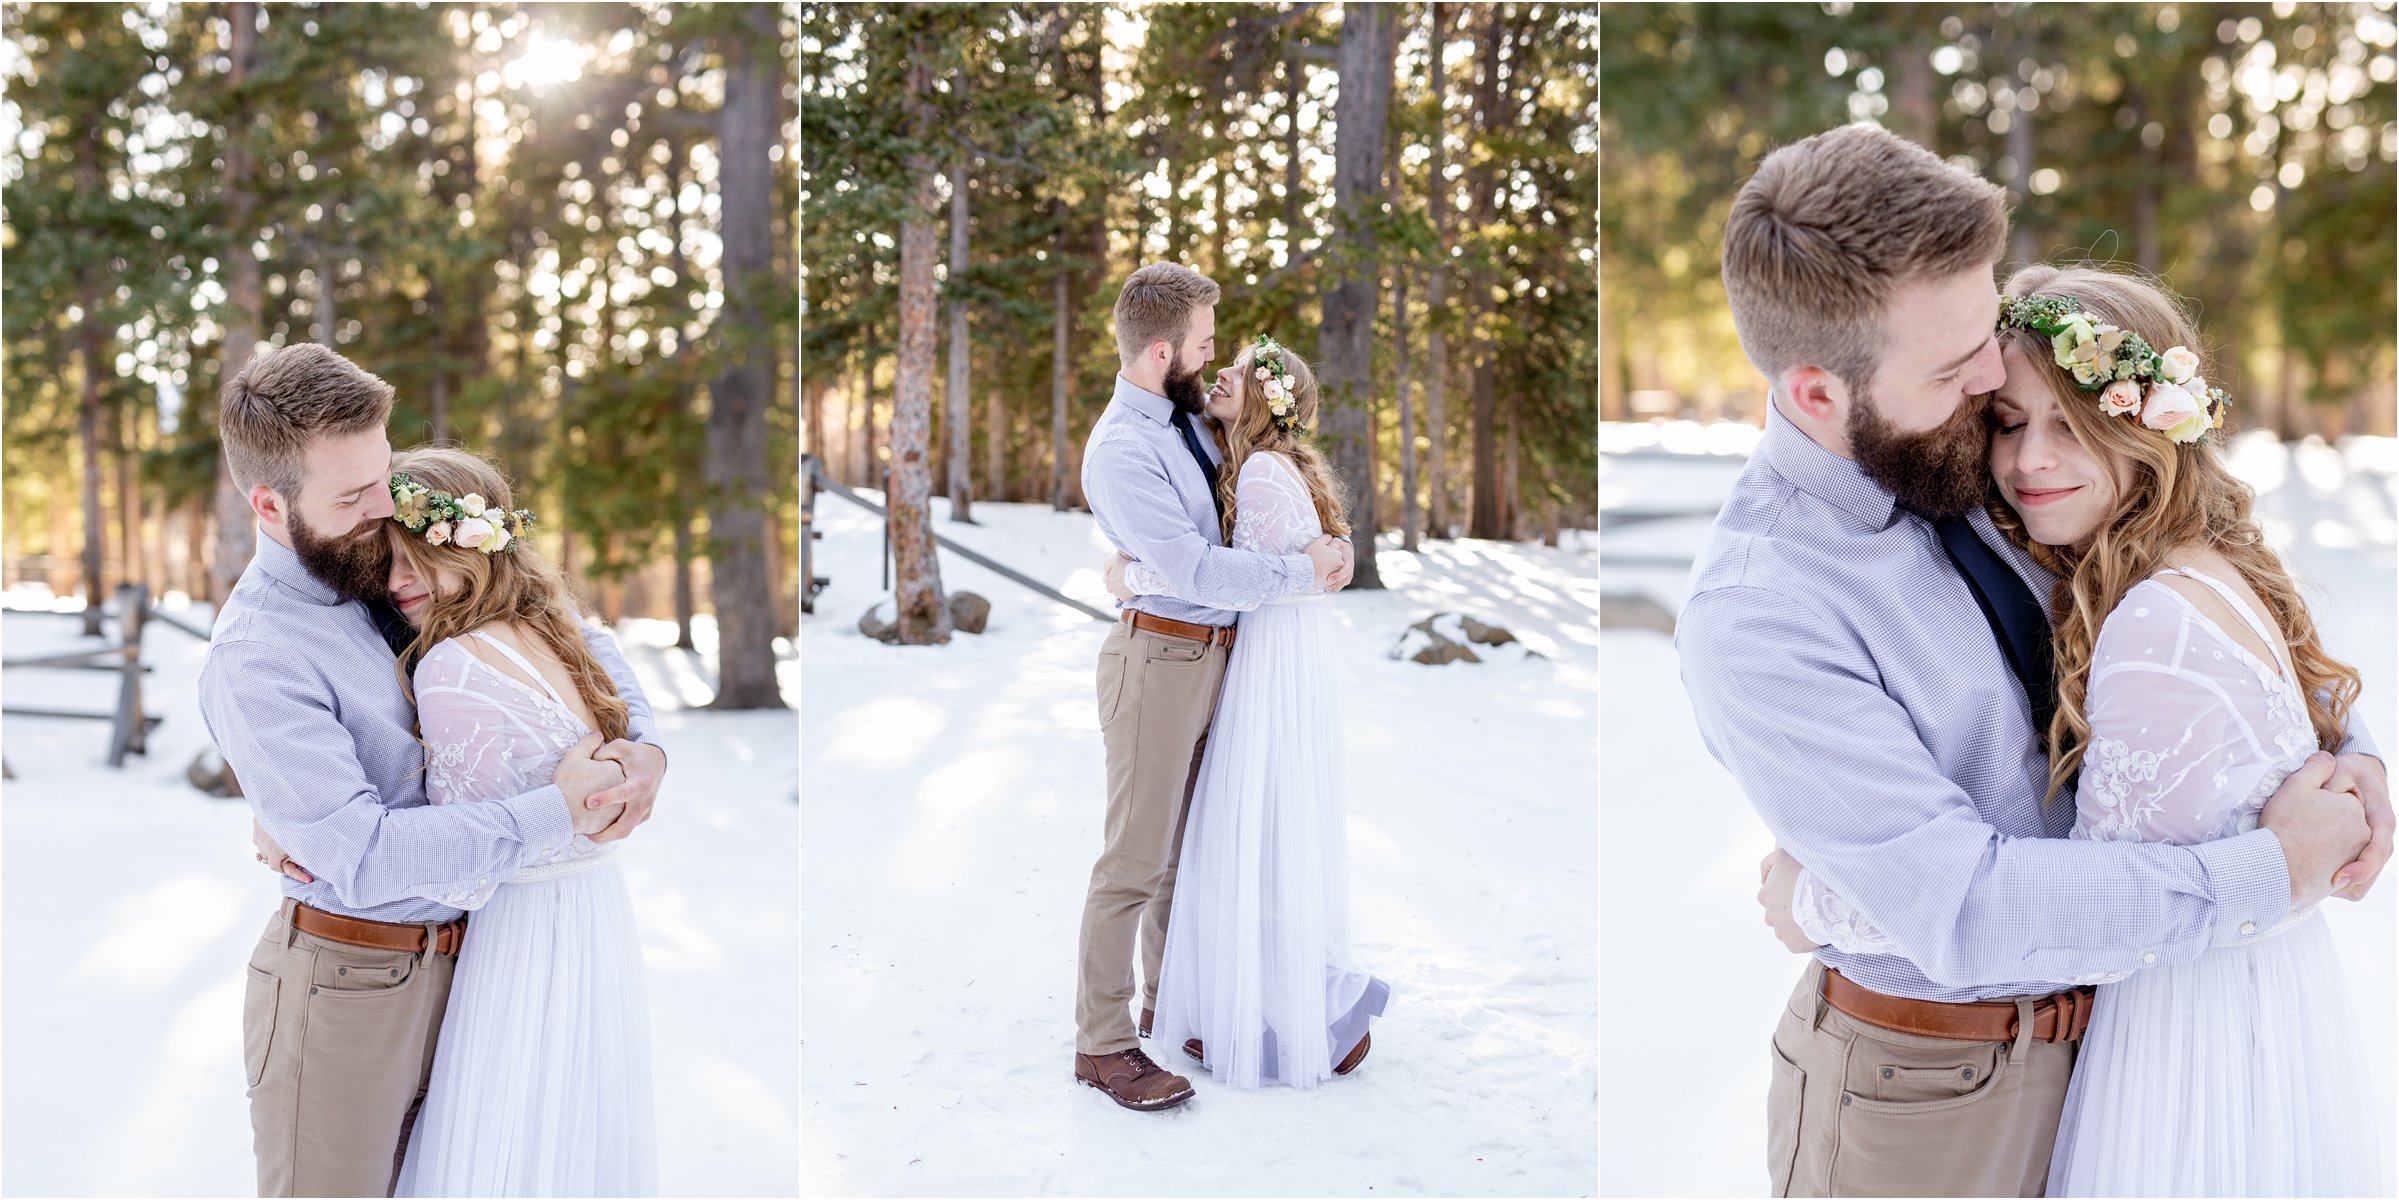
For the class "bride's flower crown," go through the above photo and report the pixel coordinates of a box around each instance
[1998,294,2230,445]
[1250,336,1305,434]
[390,474,537,554]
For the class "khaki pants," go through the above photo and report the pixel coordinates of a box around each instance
[244,900,456,1197]
[1075,621,1230,1056]
[1767,961,2075,1197]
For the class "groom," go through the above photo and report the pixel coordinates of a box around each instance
[198,343,669,1196]
[1677,124,2390,1196]
[1070,262,1351,1111]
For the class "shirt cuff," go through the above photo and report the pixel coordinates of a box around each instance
[498,784,577,862]
[1279,552,1313,594]
[2194,827,2292,944]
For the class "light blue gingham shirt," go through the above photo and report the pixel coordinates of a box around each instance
[1081,375,1316,623]
[1676,405,2370,1003]
[198,533,659,924]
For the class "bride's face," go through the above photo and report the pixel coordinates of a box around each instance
[1204,360,1244,424]
[385,526,465,627]
[1989,345,2125,548]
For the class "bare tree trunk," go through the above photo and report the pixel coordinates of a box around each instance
[1424,1,1453,540]
[673,515,696,649]
[211,1,262,604]
[117,387,142,590]
[703,3,791,705]
[1466,4,1504,541]
[77,286,107,636]
[891,50,953,644]
[1321,2,1396,588]
[1393,267,1419,553]
[945,148,975,523]
[985,387,1005,501]
[1050,222,1072,511]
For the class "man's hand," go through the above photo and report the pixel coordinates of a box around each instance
[586,738,666,843]
[1305,535,1343,591]
[1324,538,1356,592]
[2327,752,2390,901]
[251,818,314,885]
[1103,551,1134,603]
[2261,752,2370,910]
[1757,846,1817,954]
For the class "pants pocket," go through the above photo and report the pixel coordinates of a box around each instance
[1767,1036,1805,1197]
[1096,649,1128,727]
[243,965,280,1090]
[1830,1040,2017,1195]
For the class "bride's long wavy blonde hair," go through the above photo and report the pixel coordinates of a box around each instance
[1987,264,2358,804]
[1209,341,1351,542]
[386,446,629,743]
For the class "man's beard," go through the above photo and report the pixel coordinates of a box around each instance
[1162,354,1209,416]
[289,508,392,603]
[1847,385,1993,519]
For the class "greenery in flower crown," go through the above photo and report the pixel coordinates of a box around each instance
[1251,335,1304,433]
[1997,294,2231,445]
[389,474,538,554]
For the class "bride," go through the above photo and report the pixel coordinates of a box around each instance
[379,446,659,1196]
[1777,265,2384,1194]
[1105,336,1391,1089]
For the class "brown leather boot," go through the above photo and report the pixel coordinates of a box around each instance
[1074,1048,1193,1112]
[1334,1032,1371,1075]
[1184,1037,1206,1063]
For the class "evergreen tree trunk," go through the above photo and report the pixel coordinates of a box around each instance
[985,387,1006,501]
[1466,5,1504,541]
[77,280,107,637]
[703,3,790,706]
[211,0,262,604]
[891,51,953,645]
[1424,1,1453,540]
[1394,267,1420,554]
[673,515,696,650]
[1320,2,1396,588]
[945,149,975,523]
[1050,221,1072,511]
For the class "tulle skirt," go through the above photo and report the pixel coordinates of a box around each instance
[1150,597,1391,1090]
[395,857,657,1197]
[2050,909,2386,1196]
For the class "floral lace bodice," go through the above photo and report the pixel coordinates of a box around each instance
[1126,451,1325,601]
[1793,567,2323,977]
[413,630,617,909]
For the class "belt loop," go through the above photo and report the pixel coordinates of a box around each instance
[2008,996,2035,1064]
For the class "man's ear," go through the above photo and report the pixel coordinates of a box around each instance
[250,483,287,529]
[1782,365,1852,425]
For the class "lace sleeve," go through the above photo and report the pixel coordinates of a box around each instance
[1122,453,1320,597]
[2072,584,2286,849]
[408,641,525,910]
[1790,866,1898,954]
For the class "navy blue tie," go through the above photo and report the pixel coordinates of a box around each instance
[1915,510,2059,741]
[1170,408,1226,527]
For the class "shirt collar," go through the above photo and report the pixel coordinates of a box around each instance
[1112,374,1175,426]
[251,532,345,607]
[1757,402,1900,530]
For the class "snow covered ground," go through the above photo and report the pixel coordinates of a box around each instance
[0,600,798,1197]
[1599,423,2399,1195]
[801,493,1599,1197]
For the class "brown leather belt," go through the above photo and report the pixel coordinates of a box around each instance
[1122,609,1235,649]
[1823,967,2094,1044]
[289,900,466,958]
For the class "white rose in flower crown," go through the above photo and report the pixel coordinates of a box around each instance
[2072,361,2104,386]
[1254,366,1270,382]
[2141,381,2201,432]
[2165,412,2211,444]
[425,520,452,546]
[1264,378,1285,401]
[2100,379,2143,416]
[458,493,487,518]
[454,516,495,549]
[2158,346,2199,384]
[484,524,513,553]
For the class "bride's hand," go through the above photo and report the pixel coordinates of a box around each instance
[1757,846,1814,954]
[1103,551,1134,602]
[2327,752,2391,901]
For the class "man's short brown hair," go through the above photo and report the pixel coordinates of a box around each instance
[1113,262,1221,366]
[219,343,395,498]
[1721,123,2009,393]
